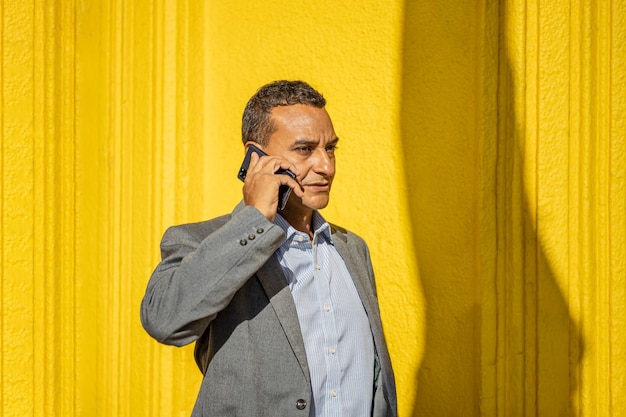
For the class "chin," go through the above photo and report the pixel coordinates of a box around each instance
[304,196,330,211]
[291,194,330,212]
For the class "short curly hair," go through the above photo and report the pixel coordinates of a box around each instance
[241,80,326,146]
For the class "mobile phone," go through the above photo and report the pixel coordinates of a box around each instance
[237,144,297,210]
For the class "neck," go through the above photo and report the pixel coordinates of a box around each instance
[280,209,315,240]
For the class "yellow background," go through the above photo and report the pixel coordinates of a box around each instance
[2,0,625,416]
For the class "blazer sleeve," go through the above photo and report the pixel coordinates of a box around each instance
[140,205,285,347]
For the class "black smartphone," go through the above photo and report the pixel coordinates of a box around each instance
[237,144,297,210]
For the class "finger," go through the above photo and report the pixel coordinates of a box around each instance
[247,151,261,171]
[276,160,300,177]
[278,174,304,198]
[250,153,299,178]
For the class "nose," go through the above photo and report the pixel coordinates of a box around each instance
[312,148,335,177]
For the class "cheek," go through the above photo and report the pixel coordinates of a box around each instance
[295,164,313,181]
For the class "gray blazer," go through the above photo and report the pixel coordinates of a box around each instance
[140,203,397,416]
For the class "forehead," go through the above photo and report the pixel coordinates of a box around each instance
[269,104,334,133]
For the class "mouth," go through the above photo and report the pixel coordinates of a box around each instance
[302,182,331,192]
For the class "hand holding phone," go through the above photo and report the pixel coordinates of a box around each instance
[238,144,297,211]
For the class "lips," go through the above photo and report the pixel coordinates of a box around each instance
[302,182,331,192]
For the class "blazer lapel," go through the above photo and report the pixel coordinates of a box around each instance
[256,256,311,384]
[332,232,381,328]
[333,230,398,415]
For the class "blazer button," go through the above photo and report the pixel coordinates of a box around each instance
[295,399,307,410]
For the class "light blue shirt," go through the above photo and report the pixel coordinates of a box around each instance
[274,212,375,417]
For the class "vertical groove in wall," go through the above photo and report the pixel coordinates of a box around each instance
[105,0,123,414]
[568,1,584,416]
[148,1,164,416]
[51,2,64,411]
[32,1,44,416]
[62,1,77,415]
[495,3,505,412]
[584,2,597,413]
[609,0,626,415]
[495,1,507,412]
[0,0,4,414]
[524,1,538,416]
[595,0,612,414]
[159,1,177,415]
[174,1,189,411]
[176,0,189,222]
[612,63,626,417]
[478,0,500,414]
[576,0,594,414]
[90,1,109,412]
[162,0,177,226]
[120,0,133,414]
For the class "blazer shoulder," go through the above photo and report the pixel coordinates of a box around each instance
[162,214,232,245]
[330,222,366,244]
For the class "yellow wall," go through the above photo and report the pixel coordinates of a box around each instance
[1,0,625,416]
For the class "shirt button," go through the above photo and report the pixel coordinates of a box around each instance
[239,239,247,246]
[323,305,330,312]
[329,347,336,354]
[315,264,321,270]
[295,399,307,410]
[331,390,337,398]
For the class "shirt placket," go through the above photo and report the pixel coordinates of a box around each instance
[313,233,342,417]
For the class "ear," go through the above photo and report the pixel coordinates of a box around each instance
[244,141,264,155]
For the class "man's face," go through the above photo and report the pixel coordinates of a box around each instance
[262,104,338,215]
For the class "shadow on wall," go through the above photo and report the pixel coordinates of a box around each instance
[400,1,583,415]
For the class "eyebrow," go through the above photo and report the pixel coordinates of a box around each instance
[328,137,340,146]
[293,137,340,146]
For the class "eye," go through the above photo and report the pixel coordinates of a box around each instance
[326,144,338,154]
[295,146,313,154]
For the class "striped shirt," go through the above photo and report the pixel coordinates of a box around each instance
[274,212,375,417]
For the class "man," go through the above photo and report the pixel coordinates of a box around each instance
[140,80,397,417]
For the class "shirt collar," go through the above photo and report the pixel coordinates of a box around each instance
[274,211,333,245]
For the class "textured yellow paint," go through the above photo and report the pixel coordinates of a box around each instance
[2,1,626,417]
[2,2,36,417]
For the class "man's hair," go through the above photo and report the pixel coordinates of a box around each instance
[242,80,326,145]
